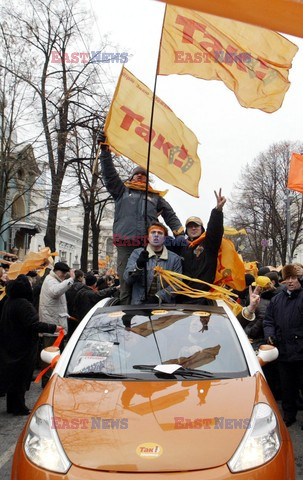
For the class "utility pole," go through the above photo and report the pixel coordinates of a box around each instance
[285,189,292,263]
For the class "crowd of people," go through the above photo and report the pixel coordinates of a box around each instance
[0,131,302,429]
[0,262,120,412]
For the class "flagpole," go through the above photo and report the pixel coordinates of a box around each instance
[144,4,167,302]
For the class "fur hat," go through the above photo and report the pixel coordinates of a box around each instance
[282,264,299,280]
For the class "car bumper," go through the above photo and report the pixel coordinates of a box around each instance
[11,436,295,480]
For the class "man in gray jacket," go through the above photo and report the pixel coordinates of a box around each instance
[99,133,184,305]
[124,221,182,304]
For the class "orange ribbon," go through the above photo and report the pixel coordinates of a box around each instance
[34,355,60,383]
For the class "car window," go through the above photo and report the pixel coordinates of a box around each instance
[65,308,249,379]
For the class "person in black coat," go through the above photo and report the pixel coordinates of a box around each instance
[0,275,61,415]
[66,269,85,339]
[176,189,226,304]
[264,264,303,426]
[74,274,118,321]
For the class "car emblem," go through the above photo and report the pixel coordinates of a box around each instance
[136,443,163,458]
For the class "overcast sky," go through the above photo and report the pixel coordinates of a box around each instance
[89,0,303,227]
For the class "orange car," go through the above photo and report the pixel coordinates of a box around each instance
[12,301,295,479]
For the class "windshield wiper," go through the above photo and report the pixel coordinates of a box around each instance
[132,364,217,378]
[66,372,139,380]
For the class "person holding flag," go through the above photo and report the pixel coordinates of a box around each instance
[98,132,184,305]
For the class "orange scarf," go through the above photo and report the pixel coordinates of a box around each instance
[188,232,206,248]
[188,232,246,291]
[124,181,167,197]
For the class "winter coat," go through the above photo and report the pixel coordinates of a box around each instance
[179,208,223,291]
[263,287,303,362]
[0,275,56,392]
[39,271,74,331]
[124,244,182,304]
[66,281,85,318]
[74,285,118,321]
[100,150,183,239]
[244,289,277,340]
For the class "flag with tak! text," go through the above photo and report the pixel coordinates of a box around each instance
[105,67,201,197]
[158,5,298,113]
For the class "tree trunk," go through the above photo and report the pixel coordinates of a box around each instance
[80,206,90,272]
[92,223,100,271]
[44,176,63,251]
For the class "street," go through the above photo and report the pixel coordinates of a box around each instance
[0,378,303,479]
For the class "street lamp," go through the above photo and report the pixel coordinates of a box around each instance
[285,190,293,264]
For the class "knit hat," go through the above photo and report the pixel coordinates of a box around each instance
[282,264,299,280]
[130,166,147,180]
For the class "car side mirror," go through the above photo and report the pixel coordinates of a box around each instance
[257,345,279,366]
[41,346,61,366]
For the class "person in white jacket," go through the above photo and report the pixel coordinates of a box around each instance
[39,262,75,332]
[39,262,75,386]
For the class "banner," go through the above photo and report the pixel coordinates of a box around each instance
[156,0,303,38]
[287,153,303,194]
[105,67,201,197]
[215,238,246,290]
[158,6,298,113]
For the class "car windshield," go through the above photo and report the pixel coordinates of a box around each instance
[65,306,249,380]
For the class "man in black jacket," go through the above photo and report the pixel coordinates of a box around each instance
[178,189,226,303]
[98,132,184,305]
[66,269,85,339]
[264,264,303,427]
[74,274,118,321]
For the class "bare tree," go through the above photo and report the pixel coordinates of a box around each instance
[229,141,303,265]
[68,118,134,271]
[1,0,113,251]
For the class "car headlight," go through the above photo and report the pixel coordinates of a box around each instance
[24,404,71,473]
[228,403,281,472]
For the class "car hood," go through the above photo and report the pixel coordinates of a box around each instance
[53,376,256,472]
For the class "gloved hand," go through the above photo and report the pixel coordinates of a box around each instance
[267,336,277,346]
[146,295,160,304]
[97,130,108,151]
[173,234,187,247]
[136,250,149,269]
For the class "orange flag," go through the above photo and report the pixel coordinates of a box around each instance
[244,261,258,279]
[156,0,303,39]
[215,238,246,290]
[158,6,298,113]
[105,67,201,197]
[287,153,303,194]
